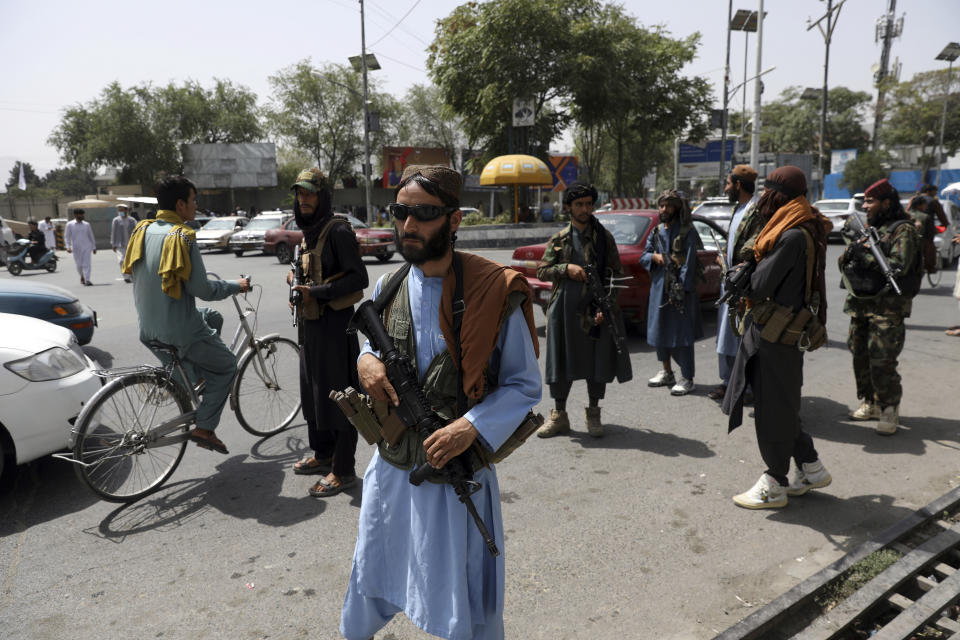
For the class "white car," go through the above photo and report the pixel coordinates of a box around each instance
[0,313,101,479]
[227,212,291,256]
[195,216,248,251]
[692,197,733,228]
[814,197,864,239]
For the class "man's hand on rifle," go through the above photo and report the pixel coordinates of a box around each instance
[651,253,665,266]
[290,284,311,298]
[594,310,605,326]
[424,417,479,470]
[566,264,587,281]
[358,353,399,406]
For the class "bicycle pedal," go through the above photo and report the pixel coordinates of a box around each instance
[193,379,207,395]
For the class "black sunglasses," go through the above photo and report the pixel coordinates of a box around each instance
[388,203,457,222]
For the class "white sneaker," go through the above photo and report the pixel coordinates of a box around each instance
[670,377,695,396]
[850,399,881,421]
[876,405,900,435]
[787,460,833,496]
[648,370,676,387]
[733,473,788,509]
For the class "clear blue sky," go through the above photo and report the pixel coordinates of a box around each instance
[1,0,957,189]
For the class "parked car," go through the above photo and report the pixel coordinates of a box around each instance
[185,215,212,230]
[228,211,292,256]
[195,216,248,252]
[0,280,97,345]
[510,211,727,329]
[263,213,396,264]
[814,197,864,240]
[0,313,102,480]
[691,197,733,228]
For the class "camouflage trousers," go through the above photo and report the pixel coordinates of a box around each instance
[847,312,905,408]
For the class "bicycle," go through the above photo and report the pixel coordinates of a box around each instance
[63,275,301,502]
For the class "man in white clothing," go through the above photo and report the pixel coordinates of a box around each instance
[65,209,96,285]
[111,204,136,283]
[38,216,57,251]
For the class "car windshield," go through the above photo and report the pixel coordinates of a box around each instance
[246,218,283,230]
[339,214,367,229]
[598,216,651,245]
[815,201,849,212]
[693,220,727,253]
[694,202,730,217]
[203,219,238,230]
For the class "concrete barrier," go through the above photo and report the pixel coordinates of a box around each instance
[454,222,565,249]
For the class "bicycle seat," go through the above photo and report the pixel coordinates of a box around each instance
[145,340,180,357]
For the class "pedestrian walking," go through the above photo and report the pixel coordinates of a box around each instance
[38,216,56,250]
[111,204,136,283]
[64,209,96,285]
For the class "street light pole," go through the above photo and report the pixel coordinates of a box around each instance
[935,43,960,191]
[719,0,733,190]
[750,0,764,168]
[807,0,846,200]
[359,0,374,224]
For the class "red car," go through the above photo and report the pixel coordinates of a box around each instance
[509,211,728,329]
[263,213,396,264]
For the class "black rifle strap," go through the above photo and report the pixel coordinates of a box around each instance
[452,251,467,418]
[372,263,412,315]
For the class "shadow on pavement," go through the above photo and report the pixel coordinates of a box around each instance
[566,424,716,458]
[0,456,100,536]
[801,395,958,456]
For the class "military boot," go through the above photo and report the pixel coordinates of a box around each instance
[536,409,570,438]
[849,399,881,421]
[585,406,603,438]
[876,405,900,435]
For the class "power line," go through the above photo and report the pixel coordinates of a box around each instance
[371,51,426,74]
[368,1,422,48]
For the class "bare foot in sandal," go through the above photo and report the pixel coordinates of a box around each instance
[308,473,358,498]
[293,456,332,475]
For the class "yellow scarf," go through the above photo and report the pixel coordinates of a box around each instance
[121,210,196,299]
[753,197,815,261]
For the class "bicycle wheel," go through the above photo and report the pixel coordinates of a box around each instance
[233,336,301,436]
[927,269,942,287]
[73,372,192,502]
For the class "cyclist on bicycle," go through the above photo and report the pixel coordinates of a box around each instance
[122,175,250,454]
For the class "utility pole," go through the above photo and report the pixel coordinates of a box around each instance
[934,43,960,190]
[871,0,903,152]
[719,0,733,190]
[807,0,847,199]
[749,0,764,168]
[359,0,374,224]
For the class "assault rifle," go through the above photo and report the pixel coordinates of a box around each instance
[653,229,686,312]
[845,213,902,295]
[349,300,500,558]
[583,264,629,355]
[290,245,305,327]
[715,259,756,308]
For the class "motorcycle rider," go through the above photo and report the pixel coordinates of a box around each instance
[27,220,48,264]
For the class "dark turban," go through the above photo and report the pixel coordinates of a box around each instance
[563,182,598,205]
[763,166,807,199]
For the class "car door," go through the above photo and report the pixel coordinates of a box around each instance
[692,218,727,302]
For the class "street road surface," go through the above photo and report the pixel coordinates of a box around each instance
[1,245,958,639]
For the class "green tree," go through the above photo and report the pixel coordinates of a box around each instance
[48,80,264,186]
[882,68,960,172]
[397,84,469,170]
[759,86,871,171]
[839,151,890,193]
[42,167,97,196]
[267,60,372,185]
[5,161,41,190]
[427,0,597,155]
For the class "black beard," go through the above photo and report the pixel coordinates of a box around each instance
[397,216,451,265]
[727,187,739,204]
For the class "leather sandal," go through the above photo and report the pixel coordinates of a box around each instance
[308,476,357,498]
[293,456,333,475]
[187,429,228,454]
[707,385,727,401]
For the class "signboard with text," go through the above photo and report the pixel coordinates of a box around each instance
[677,139,737,179]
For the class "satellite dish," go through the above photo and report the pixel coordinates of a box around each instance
[871,63,880,74]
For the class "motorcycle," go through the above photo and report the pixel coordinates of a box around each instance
[4,238,58,275]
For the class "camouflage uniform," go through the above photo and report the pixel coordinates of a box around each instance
[731,201,765,263]
[841,216,920,408]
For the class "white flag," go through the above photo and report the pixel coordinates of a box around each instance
[17,163,26,190]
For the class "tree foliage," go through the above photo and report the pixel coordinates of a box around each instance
[759,86,871,171]
[839,151,890,193]
[266,59,395,186]
[881,68,960,171]
[48,79,263,186]
[397,84,469,170]
[42,167,97,196]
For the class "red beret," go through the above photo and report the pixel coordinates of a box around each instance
[864,178,894,199]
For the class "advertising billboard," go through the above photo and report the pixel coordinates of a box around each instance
[382,147,452,188]
[182,143,278,189]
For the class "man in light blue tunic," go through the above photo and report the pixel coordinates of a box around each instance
[124,176,249,454]
[341,166,541,640]
[711,165,759,401]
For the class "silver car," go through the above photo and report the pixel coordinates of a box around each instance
[227,212,292,256]
[813,197,864,239]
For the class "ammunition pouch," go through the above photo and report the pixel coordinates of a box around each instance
[751,298,826,352]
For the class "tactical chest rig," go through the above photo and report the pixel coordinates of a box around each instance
[296,217,363,322]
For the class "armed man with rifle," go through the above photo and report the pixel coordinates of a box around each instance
[840,178,922,435]
[340,165,541,640]
[285,168,368,495]
[535,181,632,439]
[640,190,704,396]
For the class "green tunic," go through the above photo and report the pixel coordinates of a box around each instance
[538,221,632,385]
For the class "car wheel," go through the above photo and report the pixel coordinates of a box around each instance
[45,260,57,273]
[376,252,394,263]
[7,261,22,276]
[275,243,292,264]
[234,249,244,257]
